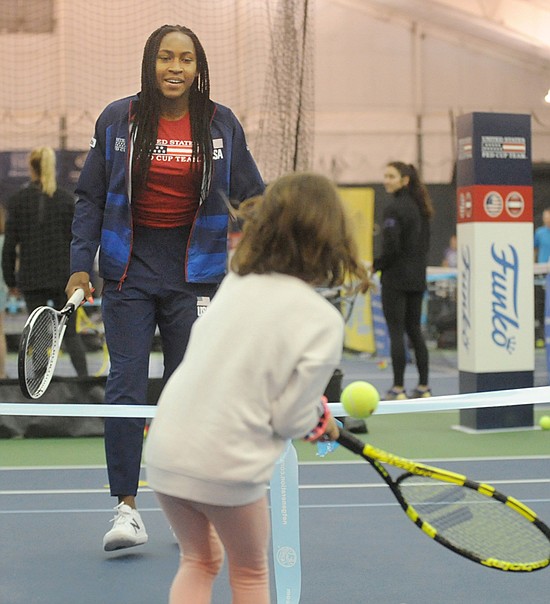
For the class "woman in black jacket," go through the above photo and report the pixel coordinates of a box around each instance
[2,147,88,377]
[373,161,434,400]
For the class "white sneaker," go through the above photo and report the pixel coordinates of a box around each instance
[103,503,148,551]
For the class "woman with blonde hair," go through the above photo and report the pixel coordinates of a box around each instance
[2,146,88,378]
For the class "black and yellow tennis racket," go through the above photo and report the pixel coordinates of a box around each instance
[337,429,550,572]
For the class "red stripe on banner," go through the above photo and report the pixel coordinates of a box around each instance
[456,185,533,223]
[502,146,525,152]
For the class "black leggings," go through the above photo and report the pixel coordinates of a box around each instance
[381,285,429,387]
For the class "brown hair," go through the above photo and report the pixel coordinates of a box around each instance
[231,172,370,291]
[387,161,434,218]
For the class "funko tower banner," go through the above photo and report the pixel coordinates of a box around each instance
[456,112,534,431]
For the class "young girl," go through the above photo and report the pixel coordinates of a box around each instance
[145,172,371,604]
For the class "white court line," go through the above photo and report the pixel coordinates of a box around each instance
[300,479,550,487]
[2,454,550,472]
[302,455,550,465]
[1,499,550,515]
[0,465,106,471]
[2,478,549,497]
[0,488,117,495]
[0,507,163,515]
[298,499,550,509]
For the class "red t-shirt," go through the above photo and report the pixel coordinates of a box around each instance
[133,114,202,227]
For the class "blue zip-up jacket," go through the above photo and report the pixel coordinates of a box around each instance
[70,94,265,284]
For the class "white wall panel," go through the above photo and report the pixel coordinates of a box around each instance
[2,0,550,183]
[314,0,550,182]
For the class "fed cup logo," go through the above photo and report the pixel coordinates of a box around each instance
[277,546,298,568]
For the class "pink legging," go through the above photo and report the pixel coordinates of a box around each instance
[156,492,271,604]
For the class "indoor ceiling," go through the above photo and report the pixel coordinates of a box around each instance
[333,0,550,69]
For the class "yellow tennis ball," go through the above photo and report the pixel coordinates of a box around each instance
[341,381,380,419]
[539,415,550,430]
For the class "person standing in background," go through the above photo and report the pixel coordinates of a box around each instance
[65,24,265,552]
[533,207,550,346]
[534,208,550,263]
[373,161,434,400]
[441,233,457,268]
[2,147,88,379]
[0,205,8,379]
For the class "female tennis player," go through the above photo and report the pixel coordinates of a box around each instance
[145,172,371,604]
[65,25,265,551]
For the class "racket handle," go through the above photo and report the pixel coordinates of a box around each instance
[64,288,85,312]
[336,429,367,455]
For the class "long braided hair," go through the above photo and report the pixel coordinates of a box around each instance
[387,161,434,218]
[132,24,214,197]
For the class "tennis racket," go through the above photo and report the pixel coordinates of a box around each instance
[318,287,359,323]
[337,429,550,572]
[18,289,85,399]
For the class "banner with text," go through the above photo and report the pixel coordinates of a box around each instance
[456,112,534,428]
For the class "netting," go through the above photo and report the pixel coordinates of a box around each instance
[254,0,315,179]
[0,0,314,185]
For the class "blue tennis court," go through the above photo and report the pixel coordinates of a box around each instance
[1,349,550,603]
[1,455,549,603]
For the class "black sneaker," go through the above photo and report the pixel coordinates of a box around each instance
[384,388,408,400]
[409,387,432,399]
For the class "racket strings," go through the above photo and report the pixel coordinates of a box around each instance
[398,475,550,564]
[23,311,58,396]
